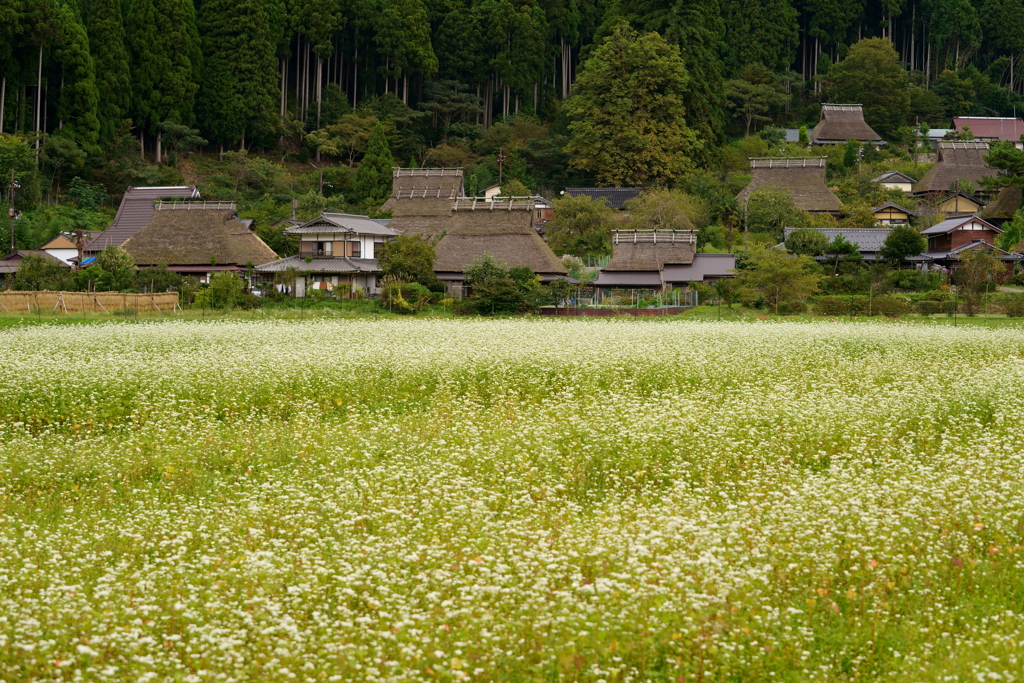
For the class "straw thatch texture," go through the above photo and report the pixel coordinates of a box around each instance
[86,186,199,253]
[0,291,179,313]
[735,158,842,212]
[603,242,696,271]
[812,105,884,143]
[433,207,567,275]
[980,186,1022,222]
[913,142,994,194]
[124,209,277,266]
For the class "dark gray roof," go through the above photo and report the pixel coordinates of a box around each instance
[285,213,400,236]
[872,201,917,216]
[254,255,381,273]
[86,186,200,253]
[924,241,1022,260]
[564,187,642,209]
[920,215,1001,236]
[783,227,892,252]
[0,250,70,274]
[662,254,737,282]
[591,271,663,287]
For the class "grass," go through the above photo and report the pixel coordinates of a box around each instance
[1,318,1024,681]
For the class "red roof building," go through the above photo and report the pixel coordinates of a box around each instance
[952,117,1024,147]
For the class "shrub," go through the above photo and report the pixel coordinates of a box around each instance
[777,301,807,315]
[872,295,910,318]
[1001,299,1024,317]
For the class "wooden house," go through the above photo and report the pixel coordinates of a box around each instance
[920,215,1002,252]
[811,104,885,146]
[736,157,842,214]
[86,186,200,255]
[591,230,698,291]
[937,192,985,217]
[254,213,398,298]
[873,171,917,194]
[121,201,277,282]
[913,142,995,196]
[382,168,464,239]
[872,202,916,225]
[432,197,567,295]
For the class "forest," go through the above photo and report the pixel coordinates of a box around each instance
[3,0,1024,256]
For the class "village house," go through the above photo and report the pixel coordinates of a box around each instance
[782,227,894,262]
[35,231,103,264]
[913,142,995,196]
[736,157,842,215]
[591,230,735,297]
[872,202,916,226]
[952,117,1024,149]
[936,191,986,217]
[254,212,398,298]
[981,186,1023,227]
[0,250,69,283]
[383,168,464,239]
[117,201,277,282]
[85,186,200,255]
[432,197,568,295]
[811,104,885,147]
[874,171,917,194]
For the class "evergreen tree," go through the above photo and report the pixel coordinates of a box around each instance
[126,0,200,150]
[354,122,395,204]
[377,0,438,91]
[434,1,485,83]
[564,23,699,186]
[720,0,799,74]
[55,2,100,147]
[196,0,279,146]
[86,0,132,143]
[824,38,909,140]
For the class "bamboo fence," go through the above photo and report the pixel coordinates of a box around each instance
[0,291,180,314]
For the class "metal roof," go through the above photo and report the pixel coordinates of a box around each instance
[564,187,642,209]
[662,254,737,282]
[952,117,1024,141]
[920,215,1001,236]
[783,227,892,252]
[253,255,381,273]
[86,186,200,252]
[591,271,663,287]
[285,213,400,236]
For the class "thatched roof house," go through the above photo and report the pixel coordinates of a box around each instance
[735,157,842,214]
[980,186,1022,225]
[122,202,276,279]
[432,198,567,287]
[812,104,885,146]
[913,142,994,195]
[382,168,464,238]
[86,186,199,254]
[592,230,698,289]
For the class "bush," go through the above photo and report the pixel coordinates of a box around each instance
[777,301,807,315]
[872,295,910,318]
[1001,299,1024,317]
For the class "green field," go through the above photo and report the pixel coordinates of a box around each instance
[2,319,1023,682]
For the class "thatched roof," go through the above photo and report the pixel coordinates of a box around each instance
[381,167,464,215]
[980,186,1022,222]
[123,208,277,267]
[603,231,696,271]
[913,142,994,194]
[812,104,884,144]
[86,186,199,253]
[433,204,566,275]
[735,157,842,213]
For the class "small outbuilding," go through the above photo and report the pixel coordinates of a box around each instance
[872,202,916,226]
[936,191,985,217]
[874,171,917,194]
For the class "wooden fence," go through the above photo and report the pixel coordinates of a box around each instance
[0,291,179,314]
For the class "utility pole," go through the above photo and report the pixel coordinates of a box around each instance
[7,169,18,254]
[497,148,506,184]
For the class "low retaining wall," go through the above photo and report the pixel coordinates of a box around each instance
[0,291,180,313]
[540,306,694,317]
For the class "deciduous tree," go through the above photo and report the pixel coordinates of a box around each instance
[736,243,821,313]
[822,38,909,141]
[546,194,612,258]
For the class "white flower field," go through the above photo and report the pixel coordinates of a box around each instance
[1,318,1024,682]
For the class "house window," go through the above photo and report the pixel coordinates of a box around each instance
[347,241,361,258]
[318,241,332,256]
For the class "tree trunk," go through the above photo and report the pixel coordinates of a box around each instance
[35,45,43,153]
[403,73,408,105]
[156,129,162,165]
[353,34,359,109]
[140,129,144,161]
[316,57,323,129]
[295,35,301,115]
[533,82,538,112]
[280,59,286,117]
[0,76,5,134]
[910,4,916,72]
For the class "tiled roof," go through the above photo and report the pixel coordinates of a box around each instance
[254,255,381,273]
[783,227,892,252]
[564,187,642,209]
[661,254,737,282]
[920,215,1001,236]
[874,171,917,184]
[871,201,917,216]
[285,213,400,236]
